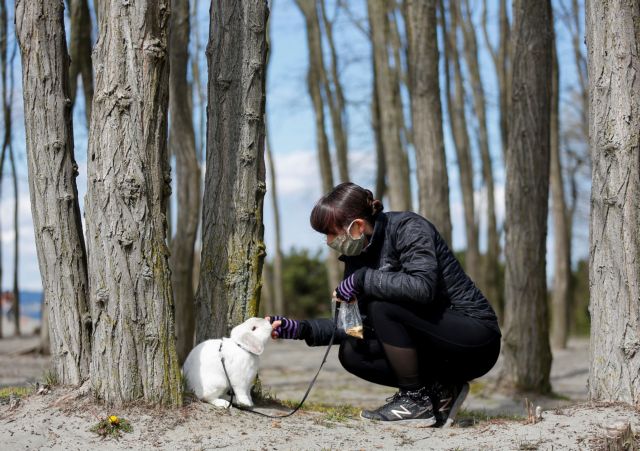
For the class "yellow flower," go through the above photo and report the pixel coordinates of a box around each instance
[108,415,119,425]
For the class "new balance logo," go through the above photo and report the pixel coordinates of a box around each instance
[390,405,411,419]
[439,397,452,412]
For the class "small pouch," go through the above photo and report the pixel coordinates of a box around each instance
[337,298,364,339]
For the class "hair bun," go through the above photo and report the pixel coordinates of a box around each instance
[371,199,384,215]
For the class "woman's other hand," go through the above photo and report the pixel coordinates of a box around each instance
[265,315,300,339]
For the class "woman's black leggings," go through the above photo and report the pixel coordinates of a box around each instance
[338,300,501,388]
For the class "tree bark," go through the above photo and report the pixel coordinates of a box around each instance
[442,1,477,270]
[195,0,269,341]
[587,0,640,405]
[294,0,341,292]
[367,0,411,211]
[549,39,571,350]
[460,0,501,317]
[68,0,93,124]
[86,0,181,405]
[406,0,452,244]
[169,0,200,364]
[15,0,91,384]
[502,0,553,393]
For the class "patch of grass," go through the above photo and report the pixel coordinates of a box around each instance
[469,380,488,396]
[279,399,360,422]
[547,391,571,401]
[89,415,133,438]
[518,439,541,450]
[0,386,30,403]
[456,408,525,426]
[42,369,59,386]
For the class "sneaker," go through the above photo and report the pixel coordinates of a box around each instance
[427,381,470,427]
[360,388,437,425]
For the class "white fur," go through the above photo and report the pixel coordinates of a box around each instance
[182,317,272,408]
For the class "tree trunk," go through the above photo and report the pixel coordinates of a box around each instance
[319,0,349,183]
[460,0,501,318]
[406,0,452,244]
[502,0,553,393]
[15,0,91,384]
[371,30,386,201]
[367,0,411,211]
[549,39,571,350]
[9,143,19,336]
[587,0,640,405]
[265,134,285,315]
[169,0,200,365]
[86,0,181,405]
[482,0,510,164]
[68,0,93,124]
[265,1,286,317]
[0,0,8,340]
[195,0,269,341]
[442,1,477,269]
[294,0,341,292]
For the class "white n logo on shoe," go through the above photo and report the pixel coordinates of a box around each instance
[390,405,412,419]
[439,397,452,412]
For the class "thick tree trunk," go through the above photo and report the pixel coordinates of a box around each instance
[587,0,640,405]
[406,0,452,244]
[86,0,181,405]
[15,0,91,384]
[367,0,411,211]
[294,0,341,292]
[550,41,571,350]
[169,0,200,364]
[502,0,553,393]
[443,1,477,271]
[68,0,93,124]
[460,0,501,317]
[195,0,269,341]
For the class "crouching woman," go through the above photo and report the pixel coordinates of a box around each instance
[268,182,501,426]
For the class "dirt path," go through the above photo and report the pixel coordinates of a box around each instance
[2,335,638,450]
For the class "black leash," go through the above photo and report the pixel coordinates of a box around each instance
[220,307,339,418]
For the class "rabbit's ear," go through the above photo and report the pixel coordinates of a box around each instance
[237,332,264,355]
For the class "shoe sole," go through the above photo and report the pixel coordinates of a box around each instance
[442,382,469,428]
[359,411,437,427]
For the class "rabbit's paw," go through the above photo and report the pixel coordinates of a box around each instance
[210,398,231,408]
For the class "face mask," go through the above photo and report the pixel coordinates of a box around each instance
[328,220,366,256]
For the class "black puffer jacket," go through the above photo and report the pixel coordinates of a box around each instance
[303,211,500,346]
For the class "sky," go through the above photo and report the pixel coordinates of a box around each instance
[0,0,590,292]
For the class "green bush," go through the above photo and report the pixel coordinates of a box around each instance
[261,247,331,319]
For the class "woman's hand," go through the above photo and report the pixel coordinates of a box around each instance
[334,268,367,302]
[265,315,300,339]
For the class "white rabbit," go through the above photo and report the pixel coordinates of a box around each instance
[182,317,272,408]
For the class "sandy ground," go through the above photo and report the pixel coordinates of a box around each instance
[1,334,639,450]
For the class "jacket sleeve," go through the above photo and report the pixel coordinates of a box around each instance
[361,216,439,305]
[301,318,346,347]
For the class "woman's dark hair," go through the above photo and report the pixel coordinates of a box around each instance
[310,182,384,234]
